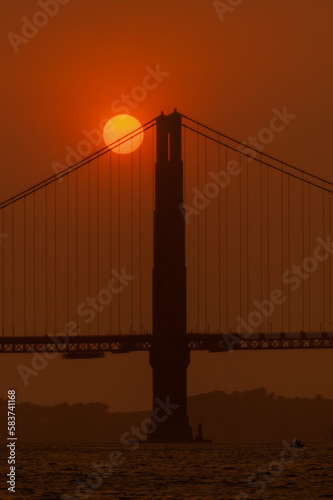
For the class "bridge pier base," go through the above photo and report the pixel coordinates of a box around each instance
[149,339,193,442]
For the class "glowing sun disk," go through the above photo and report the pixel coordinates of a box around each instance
[103,115,144,155]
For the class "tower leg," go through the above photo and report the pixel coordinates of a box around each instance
[149,110,193,442]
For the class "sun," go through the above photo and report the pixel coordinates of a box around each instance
[103,114,144,155]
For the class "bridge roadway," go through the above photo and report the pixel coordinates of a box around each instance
[0,332,333,356]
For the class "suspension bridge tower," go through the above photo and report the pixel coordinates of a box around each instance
[149,110,193,442]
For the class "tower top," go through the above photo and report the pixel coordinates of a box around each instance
[160,109,179,117]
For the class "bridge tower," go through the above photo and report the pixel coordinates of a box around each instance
[149,110,193,442]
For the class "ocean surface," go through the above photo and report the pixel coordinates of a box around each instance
[1,442,333,499]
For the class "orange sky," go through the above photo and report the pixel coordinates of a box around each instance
[1,0,333,411]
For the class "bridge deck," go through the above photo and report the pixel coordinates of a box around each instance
[0,332,332,354]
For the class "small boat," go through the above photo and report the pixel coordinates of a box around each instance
[292,438,305,448]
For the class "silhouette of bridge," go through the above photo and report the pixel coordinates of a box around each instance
[1,110,333,441]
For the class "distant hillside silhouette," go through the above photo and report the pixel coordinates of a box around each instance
[1,389,333,443]
[188,389,333,443]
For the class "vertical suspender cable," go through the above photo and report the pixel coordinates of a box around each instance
[152,125,155,213]
[33,193,36,335]
[183,126,186,332]
[281,164,284,333]
[131,142,134,331]
[45,187,48,334]
[246,157,249,325]
[88,161,91,335]
[76,170,79,330]
[288,174,291,332]
[308,184,311,330]
[204,137,207,330]
[329,193,332,331]
[197,127,200,331]
[267,162,270,332]
[54,182,57,333]
[12,204,14,336]
[260,155,263,333]
[67,174,70,331]
[139,143,142,332]
[97,158,100,334]
[218,137,221,332]
[226,147,229,332]
[302,174,305,331]
[118,154,121,333]
[239,152,242,325]
[109,151,112,334]
[323,182,325,330]
[183,125,186,199]
[152,127,155,334]
[2,209,4,336]
[24,198,26,335]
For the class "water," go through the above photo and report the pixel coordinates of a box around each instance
[1,443,333,499]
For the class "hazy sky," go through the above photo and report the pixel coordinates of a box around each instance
[1,0,333,411]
